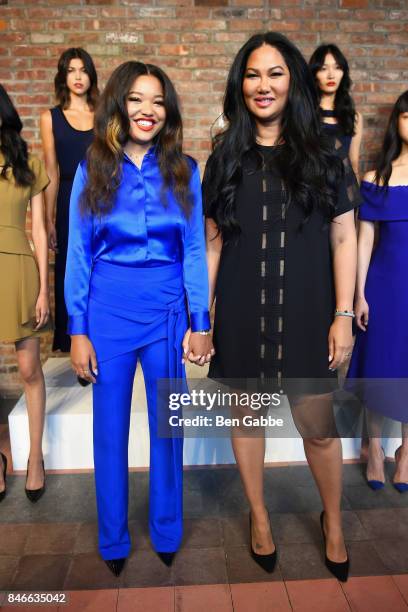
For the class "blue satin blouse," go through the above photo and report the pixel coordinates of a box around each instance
[64,148,210,335]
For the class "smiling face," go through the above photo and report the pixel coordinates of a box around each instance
[315,53,344,95]
[126,74,166,147]
[242,44,290,129]
[66,58,91,97]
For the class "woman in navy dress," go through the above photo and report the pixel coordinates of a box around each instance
[40,48,98,352]
[347,91,408,492]
[65,61,213,576]
[309,44,363,179]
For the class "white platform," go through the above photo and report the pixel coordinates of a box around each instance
[8,358,401,470]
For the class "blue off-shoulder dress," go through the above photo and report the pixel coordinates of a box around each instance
[346,181,408,421]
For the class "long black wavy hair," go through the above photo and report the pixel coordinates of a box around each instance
[309,44,356,137]
[374,90,408,188]
[204,32,343,239]
[0,84,35,187]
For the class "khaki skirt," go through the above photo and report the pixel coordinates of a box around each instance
[0,252,53,343]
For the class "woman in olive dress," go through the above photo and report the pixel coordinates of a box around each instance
[0,84,50,502]
[204,32,360,582]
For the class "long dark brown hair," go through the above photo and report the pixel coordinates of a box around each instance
[0,84,35,187]
[374,90,408,188]
[55,47,99,110]
[82,61,193,216]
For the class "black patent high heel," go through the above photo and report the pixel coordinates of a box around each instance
[0,452,7,502]
[105,558,126,577]
[249,511,277,573]
[157,551,176,567]
[25,459,46,503]
[320,511,349,582]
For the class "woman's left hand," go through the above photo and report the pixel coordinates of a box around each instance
[34,292,50,330]
[182,328,215,366]
[328,316,353,371]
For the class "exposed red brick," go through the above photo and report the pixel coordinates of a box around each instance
[195,0,228,5]
[340,0,369,7]
[0,0,408,394]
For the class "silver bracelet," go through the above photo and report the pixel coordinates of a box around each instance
[334,310,355,318]
[195,330,211,336]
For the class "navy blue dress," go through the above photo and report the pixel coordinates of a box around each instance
[346,182,408,422]
[50,106,93,351]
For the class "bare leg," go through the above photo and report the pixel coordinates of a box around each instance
[15,337,45,489]
[290,393,347,563]
[304,437,347,562]
[365,408,386,483]
[394,423,408,484]
[231,397,275,556]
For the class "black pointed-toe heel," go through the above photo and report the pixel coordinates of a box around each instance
[249,511,277,573]
[25,459,46,503]
[0,452,7,503]
[157,551,175,567]
[105,558,126,577]
[320,511,349,582]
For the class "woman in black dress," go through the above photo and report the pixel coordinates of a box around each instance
[40,48,98,351]
[309,44,363,179]
[204,32,359,581]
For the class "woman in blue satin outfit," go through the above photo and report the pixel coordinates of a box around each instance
[64,61,213,576]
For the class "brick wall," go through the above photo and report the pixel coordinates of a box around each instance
[1,0,407,397]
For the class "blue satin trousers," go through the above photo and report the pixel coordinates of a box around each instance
[88,261,187,560]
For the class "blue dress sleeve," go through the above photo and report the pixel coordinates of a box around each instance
[64,162,93,335]
[183,161,211,332]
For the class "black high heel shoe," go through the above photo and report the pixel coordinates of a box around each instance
[249,511,277,573]
[0,452,7,502]
[320,511,349,582]
[25,459,46,503]
[105,558,126,577]
[157,552,175,567]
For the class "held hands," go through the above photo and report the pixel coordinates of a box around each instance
[70,335,98,384]
[354,296,369,331]
[328,316,353,371]
[34,292,50,330]
[182,328,215,366]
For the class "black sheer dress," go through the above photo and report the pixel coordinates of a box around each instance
[320,109,352,159]
[204,143,360,395]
